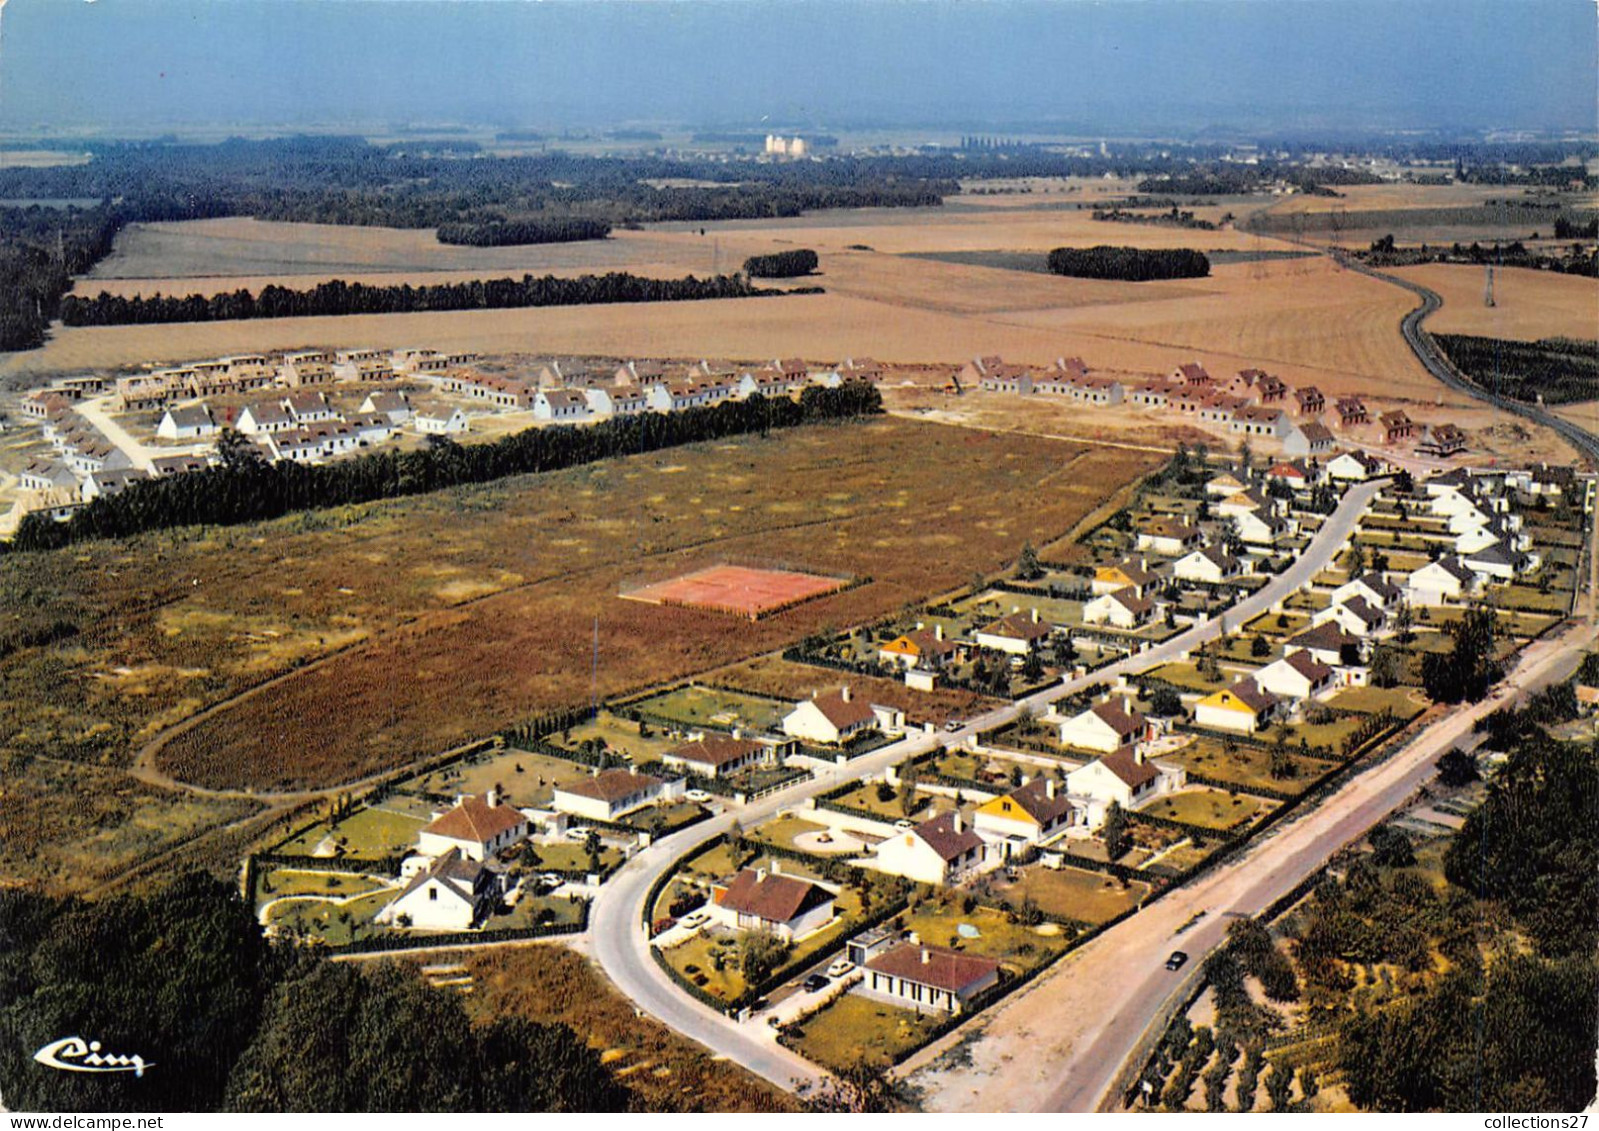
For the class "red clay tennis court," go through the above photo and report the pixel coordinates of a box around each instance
[620,564,850,619]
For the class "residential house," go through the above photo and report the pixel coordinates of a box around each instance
[1228,368,1267,397]
[1293,387,1327,416]
[1254,373,1289,403]
[1233,508,1291,547]
[1055,698,1147,755]
[415,408,470,435]
[1173,362,1213,387]
[19,460,78,492]
[1065,747,1181,820]
[235,401,296,436]
[1205,470,1249,498]
[1332,572,1403,610]
[1417,423,1468,458]
[1282,421,1335,458]
[861,944,1001,1015]
[279,355,335,387]
[81,467,152,501]
[1285,622,1364,667]
[360,390,413,424]
[1194,678,1281,734]
[149,454,211,476]
[1405,555,1484,606]
[615,359,667,386]
[1092,558,1157,597]
[837,357,886,383]
[1255,650,1336,702]
[1199,394,1244,428]
[374,848,503,932]
[878,626,958,671]
[974,610,1052,655]
[1335,397,1370,429]
[1082,588,1154,629]
[873,811,986,886]
[1326,451,1386,483]
[347,413,396,446]
[532,389,591,422]
[1126,379,1173,409]
[1380,410,1417,444]
[584,387,651,417]
[417,792,529,862]
[1313,596,1387,638]
[1213,487,1272,522]
[976,363,1035,395]
[282,391,336,423]
[1264,459,1317,490]
[1464,540,1532,581]
[156,405,216,441]
[782,687,878,746]
[551,767,671,821]
[1172,546,1245,585]
[661,735,771,779]
[973,776,1078,848]
[1135,518,1203,557]
[710,864,835,941]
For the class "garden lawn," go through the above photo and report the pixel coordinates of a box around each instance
[630,685,790,733]
[1326,685,1426,718]
[273,805,428,860]
[255,867,387,908]
[899,900,1071,972]
[1168,738,1335,796]
[405,748,592,809]
[987,865,1152,925]
[1142,787,1273,831]
[787,993,943,1071]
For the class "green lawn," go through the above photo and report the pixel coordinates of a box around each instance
[274,806,429,860]
[1495,585,1573,615]
[524,842,624,873]
[631,685,791,732]
[1242,611,1310,639]
[787,993,944,1071]
[262,889,396,946]
[746,814,832,852]
[548,711,683,762]
[256,867,387,909]
[1142,787,1273,831]
[898,900,1071,971]
[1168,739,1335,796]
[985,865,1152,925]
[1139,662,1227,693]
[405,748,593,809]
[487,892,587,932]
[1326,686,1427,718]
[827,781,953,822]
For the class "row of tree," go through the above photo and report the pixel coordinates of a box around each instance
[1433,333,1599,407]
[59,271,767,327]
[743,249,820,278]
[1046,245,1211,282]
[434,218,613,246]
[8,383,883,552]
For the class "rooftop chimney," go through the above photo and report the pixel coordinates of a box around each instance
[770,859,782,876]
[921,948,931,965]
[756,868,768,883]
[951,813,964,834]
[1031,607,1040,624]
[1046,779,1057,800]
[628,763,638,775]
[840,686,852,703]
[935,624,944,642]
[486,789,498,808]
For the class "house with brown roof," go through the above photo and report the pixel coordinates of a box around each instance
[1082,588,1154,629]
[781,686,879,746]
[1255,650,1336,702]
[1254,373,1288,403]
[1135,517,1203,557]
[533,389,591,421]
[552,767,674,821]
[878,625,958,671]
[1380,410,1417,444]
[974,775,1079,848]
[1313,595,1388,638]
[1092,558,1158,597]
[710,863,836,940]
[1335,397,1369,428]
[1126,378,1173,408]
[661,735,772,779]
[862,943,1001,1015]
[1293,386,1326,416]
[375,848,504,932]
[1055,697,1149,755]
[236,400,296,436]
[873,811,988,885]
[1286,622,1365,667]
[1283,420,1335,458]
[417,791,529,862]
[1231,405,1290,439]
[1066,746,1182,822]
[1194,678,1282,734]
[973,609,1053,655]
[1172,545,1246,585]
[1173,362,1213,387]
[1417,423,1468,458]
[975,363,1035,395]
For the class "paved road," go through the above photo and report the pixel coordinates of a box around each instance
[909,616,1592,1112]
[588,479,1385,1092]
[74,395,160,472]
[1334,256,1599,465]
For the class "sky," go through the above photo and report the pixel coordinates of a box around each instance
[0,0,1594,138]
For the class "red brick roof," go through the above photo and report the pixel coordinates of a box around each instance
[667,735,764,771]
[424,795,526,844]
[716,869,833,924]
[561,768,663,803]
[865,943,1000,995]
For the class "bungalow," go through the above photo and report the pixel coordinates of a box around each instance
[1255,650,1336,702]
[279,357,335,387]
[1135,518,1203,557]
[1234,509,1291,547]
[415,408,470,435]
[282,391,336,423]
[1172,546,1245,585]
[1205,470,1250,498]
[1405,555,1484,606]
[360,390,413,424]
[1313,596,1387,638]
[974,776,1078,847]
[1327,450,1386,483]
[21,391,72,420]
[1417,423,1468,458]
[1332,572,1403,610]
[235,401,296,436]
[1082,588,1153,629]
[974,610,1052,655]
[1254,373,1289,403]
[1380,410,1417,444]
[19,459,78,492]
[1173,362,1213,387]
[149,454,211,476]
[1213,487,1271,521]
[1265,459,1316,489]
[1293,387,1326,416]
[551,767,670,821]
[375,848,503,932]
[782,687,878,746]
[1335,397,1370,428]
[347,413,395,445]
[959,355,1007,386]
[585,387,651,417]
[532,389,591,421]
[1282,421,1335,458]
[837,357,886,383]
[1285,622,1364,668]
[1464,540,1531,582]
[661,735,770,779]
[873,811,987,886]
[1126,379,1173,409]
[1228,368,1267,397]
[977,364,1035,395]
[615,360,667,386]
[267,429,325,464]
[1200,394,1245,428]
[417,791,529,862]
[16,486,84,523]
[862,943,1001,1015]
[1056,698,1147,755]
[878,626,958,671]
[1059,374,1125,405]
[1065,747,1178,817]
[1194,678,1281,734]
[1168,388,1210,417]
[81,467,152,501]
[1092,558,1157,597]
[711,865,835,941]
[738,371,803,399]
[156,405,216,441]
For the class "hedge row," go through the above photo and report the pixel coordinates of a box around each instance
[336,902,590,954]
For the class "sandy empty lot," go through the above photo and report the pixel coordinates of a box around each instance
[1393,263,1598,342]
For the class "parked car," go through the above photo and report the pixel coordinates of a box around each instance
[563,826,591,841]
[1166,951,1189,971]
[826,959,855,978]
[944,719,964,732]
[802,973,830,993]
[894,819,915,830]
[680,911,709,930]
[685,789,711,802]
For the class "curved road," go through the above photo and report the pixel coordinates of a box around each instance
[589,478,1385,1093]
[1335,255,1599,465]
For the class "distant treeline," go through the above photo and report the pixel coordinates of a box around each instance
[743,249,819,278]
[1137,164,1384,196]
[1046,245,1211,281]
[435,218,612,247]
[1358,235,1597,277]
[1554,215,1599,239]
[1091,205,1217,231]
[8,383,883,552]
[1433,334,1599,407]
[60,271,773,327]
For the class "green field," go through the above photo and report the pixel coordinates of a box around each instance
[1168,739,1337,796]
[787,993,944,1071]
[899,900,1073,970]
[984,865,1152,925]
[274,805,429,860]
[1143,787,1273,831]
[629,685,792,733]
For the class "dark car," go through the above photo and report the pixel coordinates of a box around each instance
[802,973,830,993]
[1166,951,1189,971]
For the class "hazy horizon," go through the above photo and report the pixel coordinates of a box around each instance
[0,0,1595,140]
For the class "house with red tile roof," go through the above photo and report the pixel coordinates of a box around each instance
[710,863,836,940]
[417,791,529,862]
[781,686,879,745]
[862,943,1001,1014]
[874,810,989,885]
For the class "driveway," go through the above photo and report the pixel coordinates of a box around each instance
[588,479,1385,1092]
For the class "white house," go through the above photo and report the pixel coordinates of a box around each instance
[1173,546,1245,585]
[1055,698,1147,755]
[1083,588,1154,629]
[1135,518,1204,557]
[1332,572,1403,610]
[1212,487,1272,521]
[533,390,591,422]
[1406,555,1484,606]
[156,405,216,441]
[1282,421,1336,458]
[1234,509,1292,547]
[1313,596,1387,638]
[551,767,673,821]
[235,401,296,436]
[1327,451,1387,483]
[1065,748,1182,823]
[1285,622,1364,667]
[878,626,958,671]
[873,811,987,886]
[374,848,503,932]
[281,392,337,423]
[861,943,1001,1015]
[584,387,651,416]
[415,408,470,435]
[782,687,878,745]
[1255,650,1336,702]
[661,735,771,779]
[1464,541,1533,581]
[710,864,835,941]
[973,610,1052,655]
[81,467,152,501]
[1205,470,1249,498]
[416,792,529,862]
[360,390,413,424]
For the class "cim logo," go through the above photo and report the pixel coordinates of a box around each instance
[33,1037,153,1078]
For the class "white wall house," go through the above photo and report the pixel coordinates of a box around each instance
[861,944,1001,1015]
[1254,650,1336,702]
[782,687,878,745]
[1065,749,1181,825]
[1055,699,1146,755]
[1405,556,1484,606]
[374,849,503,932]
[709,864,835,941]
[415,408,470,435]
[415,792,529,862]
[157,405,216,441]
[873,812,987,886]
[551,767,674,821]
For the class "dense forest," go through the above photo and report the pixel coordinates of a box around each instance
[59,270,771,327]
[435,218,612,247]
[1433,334,1599,406]
[0,873,628,1112]
[743,249,820,277]
[1046,245,1211,281]
[8,383,882,552]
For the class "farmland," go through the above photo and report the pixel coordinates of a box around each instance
[1392,263,1599,342]
[0,416,1158,796]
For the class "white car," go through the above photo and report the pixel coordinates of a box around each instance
[680,911,710,929]
[894,819,915,830]
[685,789,711,803]
[826,959,855,978]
